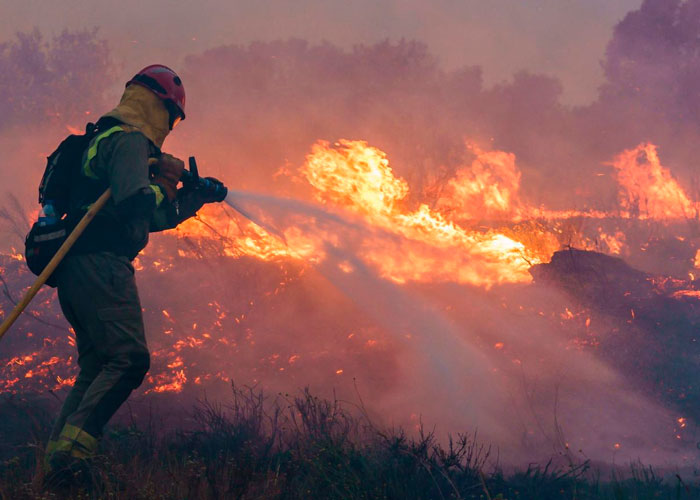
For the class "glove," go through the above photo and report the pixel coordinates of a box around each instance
[152,153,184,201]
[198,176,228,203]
[168,177,227,225]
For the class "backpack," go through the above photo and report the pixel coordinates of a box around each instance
[24,122,100,287]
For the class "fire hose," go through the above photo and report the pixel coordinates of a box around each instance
[0,156,227,341]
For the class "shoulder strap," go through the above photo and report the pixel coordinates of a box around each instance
[81,124,124,180]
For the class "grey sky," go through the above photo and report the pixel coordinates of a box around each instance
[1,0,642,104]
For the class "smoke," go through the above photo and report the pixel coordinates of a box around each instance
[169,2,700,214]
[0,29,115,241]
[218,187,690,464]
[4,1,699,214]
[0,0,641,105]
[2,0,700,466]
[0,29,114,129]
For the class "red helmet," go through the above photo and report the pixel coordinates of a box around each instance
[127,64,186,122]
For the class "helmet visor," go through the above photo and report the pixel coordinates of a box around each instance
[165,100,185,130]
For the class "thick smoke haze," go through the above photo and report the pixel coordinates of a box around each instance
[1,0,641,105]
[173,0,700,217]
[1,0,700,467]
[4,0,696,216]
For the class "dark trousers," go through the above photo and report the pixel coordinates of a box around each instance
[50,252,150,443]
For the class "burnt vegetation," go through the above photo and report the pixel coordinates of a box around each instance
[531,249,700,422]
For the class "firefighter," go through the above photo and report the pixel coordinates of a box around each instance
[44,65,226,483]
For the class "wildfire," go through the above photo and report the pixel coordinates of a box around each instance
[169,140,546,287]
[300,140,541,286]
[5,137,700,400]
[147,140,700,290]
[303,140,409,218]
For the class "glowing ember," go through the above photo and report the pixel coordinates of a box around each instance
[145,369,187,394]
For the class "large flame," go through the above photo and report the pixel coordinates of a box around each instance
[173,139,543,288]
[300,140,538,286]
[164,140,700,291]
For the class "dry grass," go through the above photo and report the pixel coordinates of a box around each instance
[0,386,696,499]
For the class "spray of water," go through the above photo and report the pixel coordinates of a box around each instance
[223,189,698,466]
[225,189,361,241]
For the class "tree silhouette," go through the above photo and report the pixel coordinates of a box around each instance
[0,29,113,130]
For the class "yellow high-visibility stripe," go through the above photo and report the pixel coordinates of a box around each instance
[54,423,98,459]
[82,125,124,179]
[150,184,165,207]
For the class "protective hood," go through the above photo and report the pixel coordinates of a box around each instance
[102,84,170,148]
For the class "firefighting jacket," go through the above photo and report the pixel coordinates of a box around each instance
[68,84,204,259]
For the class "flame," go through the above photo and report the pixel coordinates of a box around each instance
[435,145,522,221]
[300,140,540,286]
[303,140,409,217]
[159,139,545,288]
[613,143,697,219]
[151,141,700,291]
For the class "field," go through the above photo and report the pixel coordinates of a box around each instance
[1,387,696,500]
